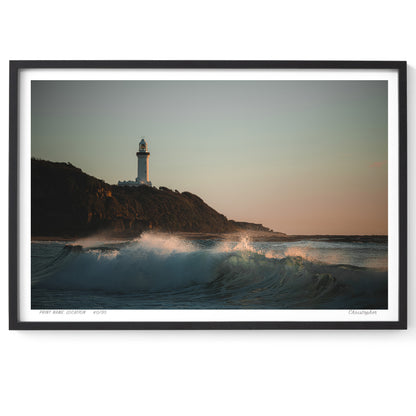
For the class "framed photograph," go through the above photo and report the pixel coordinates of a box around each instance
[9,60,407,330]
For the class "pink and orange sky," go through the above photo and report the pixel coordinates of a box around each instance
[32,80,387,235]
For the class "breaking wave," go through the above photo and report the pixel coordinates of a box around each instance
[31,233,388,309]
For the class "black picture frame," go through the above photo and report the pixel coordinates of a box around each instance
[9,60,407,330]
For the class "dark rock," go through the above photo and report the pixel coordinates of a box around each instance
[31,159,275,238]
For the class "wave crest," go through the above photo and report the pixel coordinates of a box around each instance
[32,233,388,309]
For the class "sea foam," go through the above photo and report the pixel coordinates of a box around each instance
[32,233,388,309]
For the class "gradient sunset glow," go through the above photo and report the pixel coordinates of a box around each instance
[31,80,387,235]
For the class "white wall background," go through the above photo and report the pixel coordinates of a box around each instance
[1,1,414,415]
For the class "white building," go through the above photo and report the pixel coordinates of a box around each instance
[118,138,152,186]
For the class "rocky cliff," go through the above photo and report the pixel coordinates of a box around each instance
[31,159,276,238]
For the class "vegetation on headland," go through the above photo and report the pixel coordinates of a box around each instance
[31,159,282,239]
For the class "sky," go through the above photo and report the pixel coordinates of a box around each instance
[31,80,388,235]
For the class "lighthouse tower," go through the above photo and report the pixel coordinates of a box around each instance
[136,138,152,186]
[117,137,152,187]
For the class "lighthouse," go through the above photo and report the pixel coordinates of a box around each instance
[118,137,152,187]
[136,138,151,185]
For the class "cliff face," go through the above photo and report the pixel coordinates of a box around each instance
[31,159,274,238]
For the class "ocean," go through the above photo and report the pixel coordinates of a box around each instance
[31,233,388,310]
